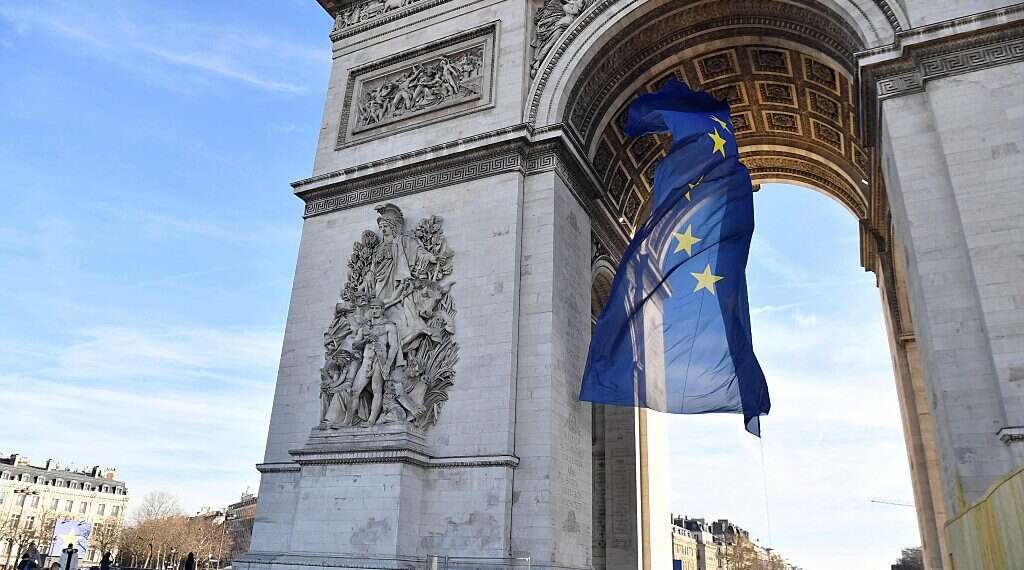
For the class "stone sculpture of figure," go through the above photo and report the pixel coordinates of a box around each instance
[389,72,416,115]
[530,0,587,77]
[437,57,461,98]
[343,299,403,426]
[401,280,455,361]
[371,203,436,311]
[319,203,458,431]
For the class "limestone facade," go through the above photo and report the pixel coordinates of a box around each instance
[239,1,1024,569]
[0,454,129,568]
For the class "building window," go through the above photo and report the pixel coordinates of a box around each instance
[0,491,6,504]
[96,504,106,516]
[25,516,35,529]
[65,500,73,512]
[30,496,40,508]
[79,502,89,514]
[0,472,11,480]
[15,495,26,507]
[70,482,80,490]
[51,499,59,510]
[83,484,91,491]
[111,506,121,517]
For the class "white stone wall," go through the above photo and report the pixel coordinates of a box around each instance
[510,171,593,567]
[312,0,528,176]
[899,0,1019,27]
[879,59,1024,510]
[251,171,526,558]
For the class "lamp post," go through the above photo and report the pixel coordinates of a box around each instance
[12,488,41,568]
[216,513,236,570]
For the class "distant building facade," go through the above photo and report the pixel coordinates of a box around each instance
[673,516,802,570]
[0,453,129,568]
[225,493,256,562]
[677,518,721,570]
[671,525,699,570]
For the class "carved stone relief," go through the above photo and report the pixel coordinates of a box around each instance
[354,46,484,133]
[328,0,455,39]
[333,0,422,31]
[530,0,589,77]
[318,203,458,430]
[337,26,495,147]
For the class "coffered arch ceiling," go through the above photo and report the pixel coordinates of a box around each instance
[554,0,889,261]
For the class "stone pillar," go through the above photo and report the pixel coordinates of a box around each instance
[870,17,1024,513]
[878,248,949,568]
[510,169,594,567]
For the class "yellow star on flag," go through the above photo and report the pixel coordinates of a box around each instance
[672,226,702,256]
[709,115,730,132]
[685,175,704,201]
[61,529,79,550]
[691,264,724,295]
[708,128,727,157]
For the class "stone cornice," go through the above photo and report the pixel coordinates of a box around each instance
[997,426,1024,446]
[292,125,630,256]
[292,123,533,194]
[270,451,520,469]
[325,0,457,42]
[860,5,1024,101]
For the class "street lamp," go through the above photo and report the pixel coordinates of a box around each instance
[216,514,237,570]
[12,489,41,568]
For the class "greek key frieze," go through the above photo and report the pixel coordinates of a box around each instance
[876,36,1024,100]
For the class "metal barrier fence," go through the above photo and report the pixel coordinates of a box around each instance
[945,463,1024,569]
[424,557,530,570]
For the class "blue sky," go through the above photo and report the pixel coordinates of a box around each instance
[0,1,917,568]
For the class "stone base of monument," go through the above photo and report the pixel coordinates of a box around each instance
[233,420,524,570]
[301,422,430,459]
[235,552,532,570]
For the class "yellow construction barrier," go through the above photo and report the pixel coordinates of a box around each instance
[944,463,1024,569]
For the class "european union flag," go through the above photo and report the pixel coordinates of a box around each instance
[580,78,770,435]
[49,519,92,557]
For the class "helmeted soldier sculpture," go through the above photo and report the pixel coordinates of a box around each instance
[319,203,458,430]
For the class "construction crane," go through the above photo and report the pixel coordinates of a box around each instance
[870,497,915,508]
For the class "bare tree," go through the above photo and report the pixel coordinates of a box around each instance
[135,492,183,523]
[116,514,230,570]
[90,519,123,560]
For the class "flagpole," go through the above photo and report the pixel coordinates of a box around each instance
[638,408,651,570]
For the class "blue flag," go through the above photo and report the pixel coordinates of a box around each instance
[580,78,770,435]
[49,519,92,557]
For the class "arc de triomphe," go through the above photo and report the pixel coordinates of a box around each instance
[237,2,1024,568]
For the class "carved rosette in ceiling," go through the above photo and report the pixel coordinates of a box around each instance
[317,203,458,431]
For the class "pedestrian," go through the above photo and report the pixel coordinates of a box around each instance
[183,553,195,570]
[99,553,112,570]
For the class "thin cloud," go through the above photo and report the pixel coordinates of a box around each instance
[0,1,323,94]
[140,45,305,94]
[0,323,280,513]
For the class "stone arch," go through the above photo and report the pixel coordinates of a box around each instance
[591,256,616,323]
[530,0,900,272]
[529,0,907,128]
